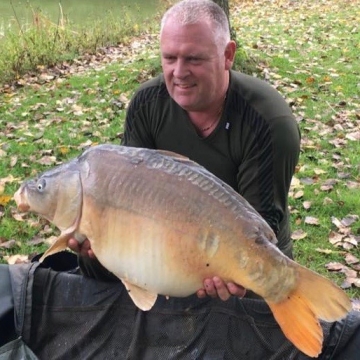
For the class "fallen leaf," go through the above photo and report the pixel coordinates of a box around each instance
[323,197,333,205]
[343,236,358,247]
[328,231,344,245]
[315,248,335,254]
[27,236,47,246]
[325,261,347,271]
[37,156,57,166]
[4,254,30,265]
[10,156,18,167]
[345,253,359,265]
[0,239,17,249]
[305,216,320,225]
[0,195,12,206]
[302,201,312,210]
[346,132,360,141]
[341,215,359,227]
[352,299,360,311]
[291,229,308,240]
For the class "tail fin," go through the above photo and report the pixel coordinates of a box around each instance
[267,265,351,357]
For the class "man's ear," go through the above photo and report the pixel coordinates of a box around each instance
[224,41,236,70]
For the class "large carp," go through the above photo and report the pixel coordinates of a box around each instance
[14,144,351,357]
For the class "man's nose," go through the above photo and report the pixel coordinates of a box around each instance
[173,59,189,78]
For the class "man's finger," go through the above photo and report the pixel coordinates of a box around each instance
[213,276,231,301]
[227,282,246,298]
[68,238,80,253]
[203,278,218,298]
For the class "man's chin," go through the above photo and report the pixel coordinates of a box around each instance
[172,95,196,110]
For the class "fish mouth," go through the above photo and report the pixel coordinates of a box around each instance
[13,188,30,212]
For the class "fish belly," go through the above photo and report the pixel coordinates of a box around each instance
[80,202,228,297]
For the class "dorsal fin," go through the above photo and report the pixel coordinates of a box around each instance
[157,150,201,167]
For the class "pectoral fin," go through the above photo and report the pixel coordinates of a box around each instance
[39,232,71,262]
[121,279,158,311]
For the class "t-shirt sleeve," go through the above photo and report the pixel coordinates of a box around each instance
[122,89,156,148]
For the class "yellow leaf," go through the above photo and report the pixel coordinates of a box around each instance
[59,146,70,155]
[306,76,315,84]
[0,195,13,206]
[335,85,343,92]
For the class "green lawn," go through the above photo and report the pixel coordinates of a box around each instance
[0,0,359,297]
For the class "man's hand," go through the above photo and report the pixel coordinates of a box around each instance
[68,238,96,258]
[196,276,246,301]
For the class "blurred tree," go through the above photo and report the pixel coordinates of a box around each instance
[211,0,237,41]
[212,0,256,74]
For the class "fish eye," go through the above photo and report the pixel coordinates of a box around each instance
[37,179,46,192]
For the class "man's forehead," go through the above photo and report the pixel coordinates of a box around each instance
[161,18,213,36]
[161,24,216,50]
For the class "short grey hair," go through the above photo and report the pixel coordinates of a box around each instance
[160,0,230,50]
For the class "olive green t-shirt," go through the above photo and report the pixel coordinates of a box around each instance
[122,70,300,257]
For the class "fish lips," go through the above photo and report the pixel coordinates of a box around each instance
[14,188,30,212]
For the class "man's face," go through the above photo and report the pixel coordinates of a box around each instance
[160,20,233,112]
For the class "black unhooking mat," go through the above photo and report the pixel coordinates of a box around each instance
[0,253,347,360]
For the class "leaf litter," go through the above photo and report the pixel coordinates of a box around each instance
[235,0,360,292]
[0,0,359,295]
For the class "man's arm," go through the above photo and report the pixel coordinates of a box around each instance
[236,113,300,254]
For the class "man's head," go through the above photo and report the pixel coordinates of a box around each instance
[160,0,236,113]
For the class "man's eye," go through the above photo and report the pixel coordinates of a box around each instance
[188,57,202,64]
[163,56,175,61]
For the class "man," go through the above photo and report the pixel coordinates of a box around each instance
[70,0,300,301]
[68,1,360,358]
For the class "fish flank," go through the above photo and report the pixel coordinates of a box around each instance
[82,145,269,229]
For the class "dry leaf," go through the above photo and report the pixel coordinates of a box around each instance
[305,216,320,225]
[291,229,308,240]
[294,190,304,199]
[341,215,359,227]
[346,132,360,141]
[302,201,312,210]
[37,156,57,166]
[328,231,344,245]
[5,254,30,265]
[27,236,47,246]
[323,197,333,205]
[315,248,335,254]
[0,195,12,206]
[0,239,17,249]
[332,217,347,230]
[352,299,360,311]
[345,253,359,265]
[314,168,326,175]
[10,156,18,167]
[325,262,347,271]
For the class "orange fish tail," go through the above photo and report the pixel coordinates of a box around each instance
[266,265,351,357]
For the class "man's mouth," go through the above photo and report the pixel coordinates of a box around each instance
[175,83,195,89]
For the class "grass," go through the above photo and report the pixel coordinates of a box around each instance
[0,2,162,84]
[235,0,360,297]
[1,0,360,298]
